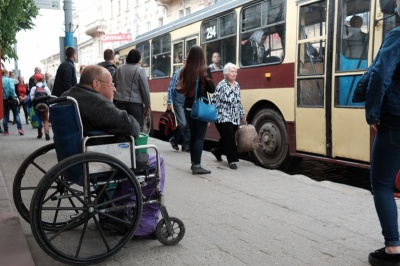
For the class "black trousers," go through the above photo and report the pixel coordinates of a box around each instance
[214,122,239,164]
[114,101,144,131]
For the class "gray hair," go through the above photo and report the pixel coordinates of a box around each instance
[223,63,238,75]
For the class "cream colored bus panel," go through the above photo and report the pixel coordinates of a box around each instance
[332,108,370,162]
[296,108,326,155]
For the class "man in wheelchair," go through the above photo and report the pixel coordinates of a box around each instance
[62,65,161,238]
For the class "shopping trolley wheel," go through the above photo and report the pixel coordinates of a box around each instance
[156,217,185,245]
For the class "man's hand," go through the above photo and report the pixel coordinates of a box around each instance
[167,104,172,111]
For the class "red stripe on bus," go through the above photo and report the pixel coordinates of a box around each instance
[148,62,295,93]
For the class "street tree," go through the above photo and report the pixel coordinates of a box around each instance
[0,0,39,62]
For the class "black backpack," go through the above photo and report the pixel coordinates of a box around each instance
[158,109,176,139]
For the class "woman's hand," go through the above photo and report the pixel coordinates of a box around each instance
[371,123,379,132]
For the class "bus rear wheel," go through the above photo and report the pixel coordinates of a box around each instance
[252,108,301,171]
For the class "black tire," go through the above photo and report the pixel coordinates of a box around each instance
[30,152,143,265]
[156,217,185,246]
[13,143,56,224]
[252,109,301,171]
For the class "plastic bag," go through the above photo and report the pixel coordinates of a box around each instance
[235,124,259,153]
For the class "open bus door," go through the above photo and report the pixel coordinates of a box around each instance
[295,0,376,164]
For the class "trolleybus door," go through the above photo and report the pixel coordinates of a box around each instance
[330,0,372,163]
[295,0,372,163]
[295,0,328,156]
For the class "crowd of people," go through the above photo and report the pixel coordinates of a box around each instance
[2,45,246,175]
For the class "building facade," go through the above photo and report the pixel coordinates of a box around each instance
[41,0,215,73]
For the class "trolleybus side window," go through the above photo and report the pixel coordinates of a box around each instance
[240,0,285,67]
[136,42,150,78]
[335,0,371,107]
[297,1,326,107]
[201,12,237,72]
[173,41,184,72]
[151,34,171,78]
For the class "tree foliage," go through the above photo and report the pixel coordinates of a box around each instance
[0,0,39,62]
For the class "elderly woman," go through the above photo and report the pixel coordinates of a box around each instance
[211,63,246,169]
[113,48,151,131]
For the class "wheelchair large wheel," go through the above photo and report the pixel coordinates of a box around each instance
[13,143,56,224]
[156,217,185,245]
[30,152,143,265]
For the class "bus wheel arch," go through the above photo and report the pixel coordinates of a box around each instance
[251,106,301,171]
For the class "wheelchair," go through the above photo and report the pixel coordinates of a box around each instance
[13,96,185,265]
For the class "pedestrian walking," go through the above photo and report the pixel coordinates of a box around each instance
[167,57,190,152]
[52,47,77,97]
[365,1,400,265]
[2,69,24,136]
[177,45,215,175]
[211,63,246,170]
[113,48,151,131]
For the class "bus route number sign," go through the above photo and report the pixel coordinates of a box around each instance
[206,25,217,40]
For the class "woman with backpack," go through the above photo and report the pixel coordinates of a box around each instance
[30,73,51,140]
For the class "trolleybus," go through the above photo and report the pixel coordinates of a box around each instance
[114,0,398,171]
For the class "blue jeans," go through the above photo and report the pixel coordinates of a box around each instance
[171,92,190,149]
[3,100,22,131]
[185,109,208,166]
[371,124,400,247]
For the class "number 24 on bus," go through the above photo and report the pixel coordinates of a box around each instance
[114,0,398,172]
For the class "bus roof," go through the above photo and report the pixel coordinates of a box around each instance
[114,0,252,53]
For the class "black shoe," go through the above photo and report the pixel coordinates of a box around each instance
[229,163,237,170]
[192,166,211,175]
[169,138,179,150]
[182,147,190,152]
[45,133,50,141]
[369,247,400,266]
[211,148,223,161]
[132,231,157,240]
[0,128,3,133]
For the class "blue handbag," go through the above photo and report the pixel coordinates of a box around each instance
[190,78,217,122]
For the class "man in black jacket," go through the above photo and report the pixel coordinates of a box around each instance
[98,49,117,76]
[52,47,77,97]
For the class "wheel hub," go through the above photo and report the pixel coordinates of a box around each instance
[259,123,281,154]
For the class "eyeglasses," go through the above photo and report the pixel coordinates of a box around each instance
[96,79,115,87]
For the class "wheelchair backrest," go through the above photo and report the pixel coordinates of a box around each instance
[49,97,84,183]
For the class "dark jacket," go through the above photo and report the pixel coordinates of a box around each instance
[62,84,140,137]
[52,58,77,97]
[365,26,400,125]
[98,61,117,76]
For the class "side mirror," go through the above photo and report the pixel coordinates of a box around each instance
[380,0,396,14]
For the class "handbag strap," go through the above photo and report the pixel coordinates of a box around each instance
[194,76,199,100]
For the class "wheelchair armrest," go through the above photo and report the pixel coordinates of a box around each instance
[87,130,108,136]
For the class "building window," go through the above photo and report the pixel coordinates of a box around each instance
[147,21,151,30]
[159,18,163,27]
[186,7,191,15]
[179,9,184,18]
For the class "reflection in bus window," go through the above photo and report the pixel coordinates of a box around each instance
[136,42,150,77]
[298,41,325,75]
[240,0,285,67]
[335,0,370,107]
[173,42,183,72]
[335,76,364,107]
[298,79,324,107]
[297,1,326,108]
[201,12,236,72]
[152,35,171,78]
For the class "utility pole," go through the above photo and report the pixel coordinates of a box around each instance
[64,0,74,48]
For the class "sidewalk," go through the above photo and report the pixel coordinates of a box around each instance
[0,122,387,265]
[0,124,35,266]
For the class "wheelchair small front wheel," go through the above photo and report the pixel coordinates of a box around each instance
[156,217,185,245]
